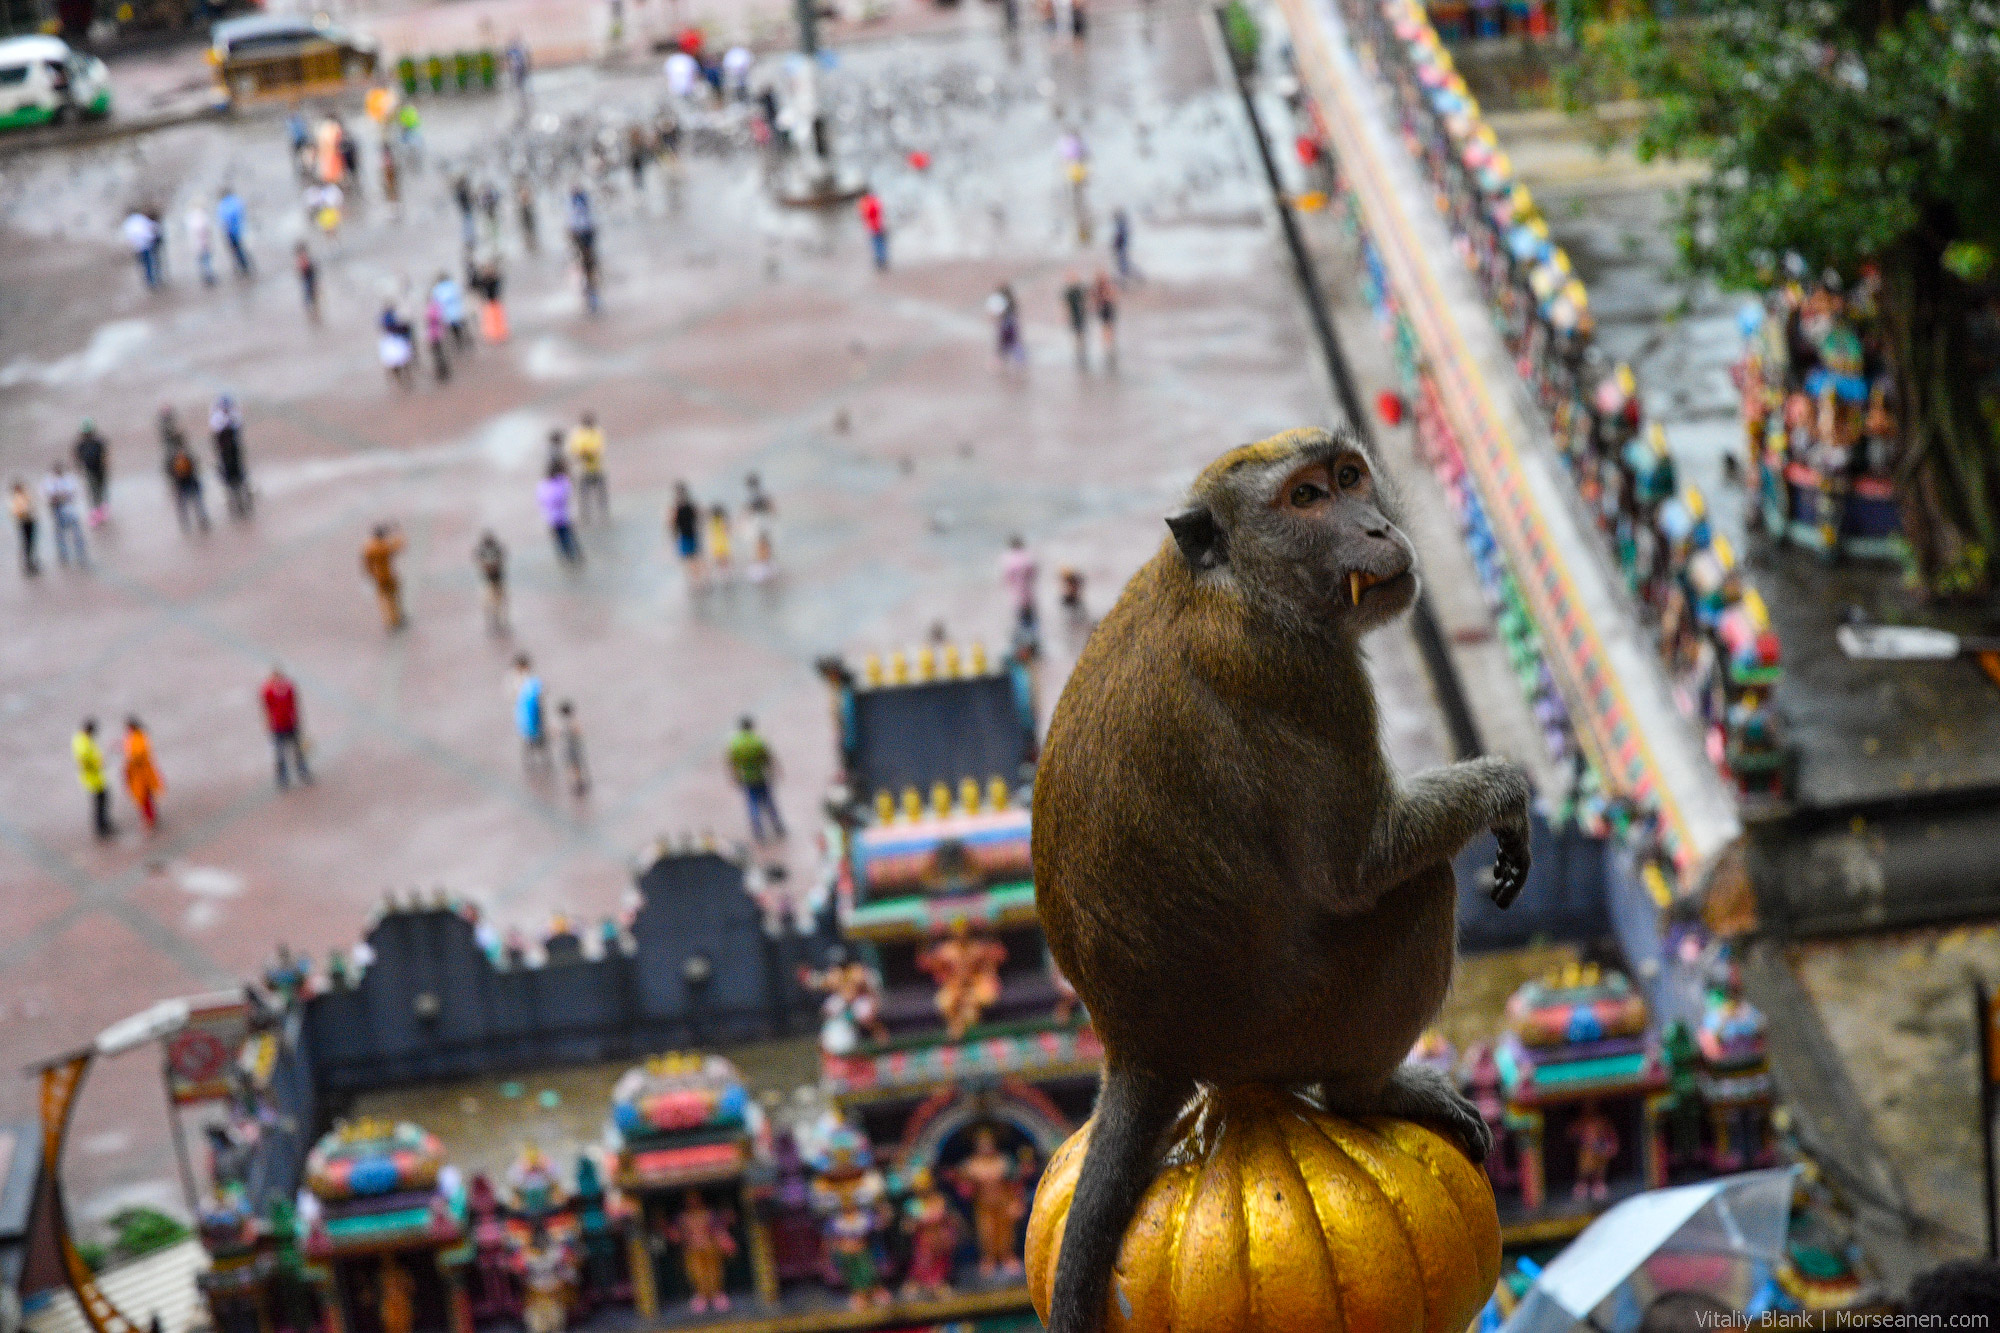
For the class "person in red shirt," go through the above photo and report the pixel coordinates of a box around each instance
[261,667,312,789]
[857,191,888,271]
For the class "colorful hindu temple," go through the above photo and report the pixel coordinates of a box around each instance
[300,1120,469,1333]
[790,644,1100,1323]
[609,1053,773,1317]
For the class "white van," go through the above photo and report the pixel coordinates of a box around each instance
[0,35,112,131]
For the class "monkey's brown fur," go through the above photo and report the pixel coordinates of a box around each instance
[1034,427,1529,1333]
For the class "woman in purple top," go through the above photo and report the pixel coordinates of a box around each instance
[539,461,581,565]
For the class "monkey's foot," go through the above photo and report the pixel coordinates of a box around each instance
[1319,1065,1493,1164]
[1490,825,1531,909]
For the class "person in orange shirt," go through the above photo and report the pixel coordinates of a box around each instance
[123,717,163,831]
[361,523,407,631]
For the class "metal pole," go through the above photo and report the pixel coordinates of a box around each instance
[163,1057,202,1218]
[1217,5,1485,760]
[1976,978,1997,1261]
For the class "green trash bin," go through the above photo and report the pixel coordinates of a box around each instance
[396,56,417,97]
[452,51,471,92]
[477,49,496,91]
[423,53,445,94]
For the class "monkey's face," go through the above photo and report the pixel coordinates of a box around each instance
[1169,431,1418,637]
[1258,448,1419,632]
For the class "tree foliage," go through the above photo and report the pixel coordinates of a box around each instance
[1566,0,2000,592]
[1223,0,1263,70]
[97,1207,190,1270]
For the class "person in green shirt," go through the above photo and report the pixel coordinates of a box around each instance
[726,716,785,842]
[73,718,112,839]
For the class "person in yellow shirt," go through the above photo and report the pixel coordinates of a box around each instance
[707,504,732,578]
[568,412,607,521]
[73,718,112,839]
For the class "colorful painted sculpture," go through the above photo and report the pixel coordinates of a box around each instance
[466,1175,517,1319]
[804,1120,889,1304]
[306,1118,446,1202]
[611,1052,753,1140]
[919,917,1006,1040]
[507,1142,566,1219]
[899,1168,960,1299]
[807,1122,881,1205]
[610,1053,773,1319]
[799,947,889,1054]
[1504,962,1647,1046]
[1695,972,1775,1170]
[663,1190,737,1314]
[1568,1100,1618,1202]
[826,1200,889,1309]
[951,1127,1032,1280]
[518,1230,572,1333]
[377,1257,416,1333]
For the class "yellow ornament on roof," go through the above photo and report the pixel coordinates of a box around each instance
[1027,1086,1499,1333]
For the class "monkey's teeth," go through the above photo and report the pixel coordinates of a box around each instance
[1350,572,1364,604]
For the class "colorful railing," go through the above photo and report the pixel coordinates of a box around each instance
[1277,0,1746,884]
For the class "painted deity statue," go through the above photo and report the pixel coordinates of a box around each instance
[519,1232,573,1333]
[900,1168,960,1299]
[807,1125,890,1305]
[918,918,1006,1040]
[950,1128,1031,1279]
[377,1257,416,1333]
[663,1190,738,1314]
[827,1200,890,1309]
[507,1142,566,1218]
[1569,1101,1619,1202]
[467,1175,516,1317]
[799,946,889,1054]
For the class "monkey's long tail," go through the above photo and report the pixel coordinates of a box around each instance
[1047,1066,1189,1333]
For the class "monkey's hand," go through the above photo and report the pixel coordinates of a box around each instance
[1491,823,1531,909]
[1319,1065,1492,1164]
[1487,762,1533,910]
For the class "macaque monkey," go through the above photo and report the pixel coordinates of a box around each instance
[1034,427,1532,1333]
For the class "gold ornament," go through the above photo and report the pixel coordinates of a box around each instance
[1026,1086,1498,1333]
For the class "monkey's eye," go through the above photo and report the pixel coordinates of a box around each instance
[1289,482,1329,507]
[1336,463,1364,489]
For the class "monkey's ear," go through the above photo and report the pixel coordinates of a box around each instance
[1166,505,1226,571]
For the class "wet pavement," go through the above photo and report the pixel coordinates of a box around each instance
[0,3,1458,1230]
[1791,923,2000,1264]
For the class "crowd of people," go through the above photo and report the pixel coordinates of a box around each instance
[9,410,246,575]
[667,473,778,589]
[37,12,1142,924]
